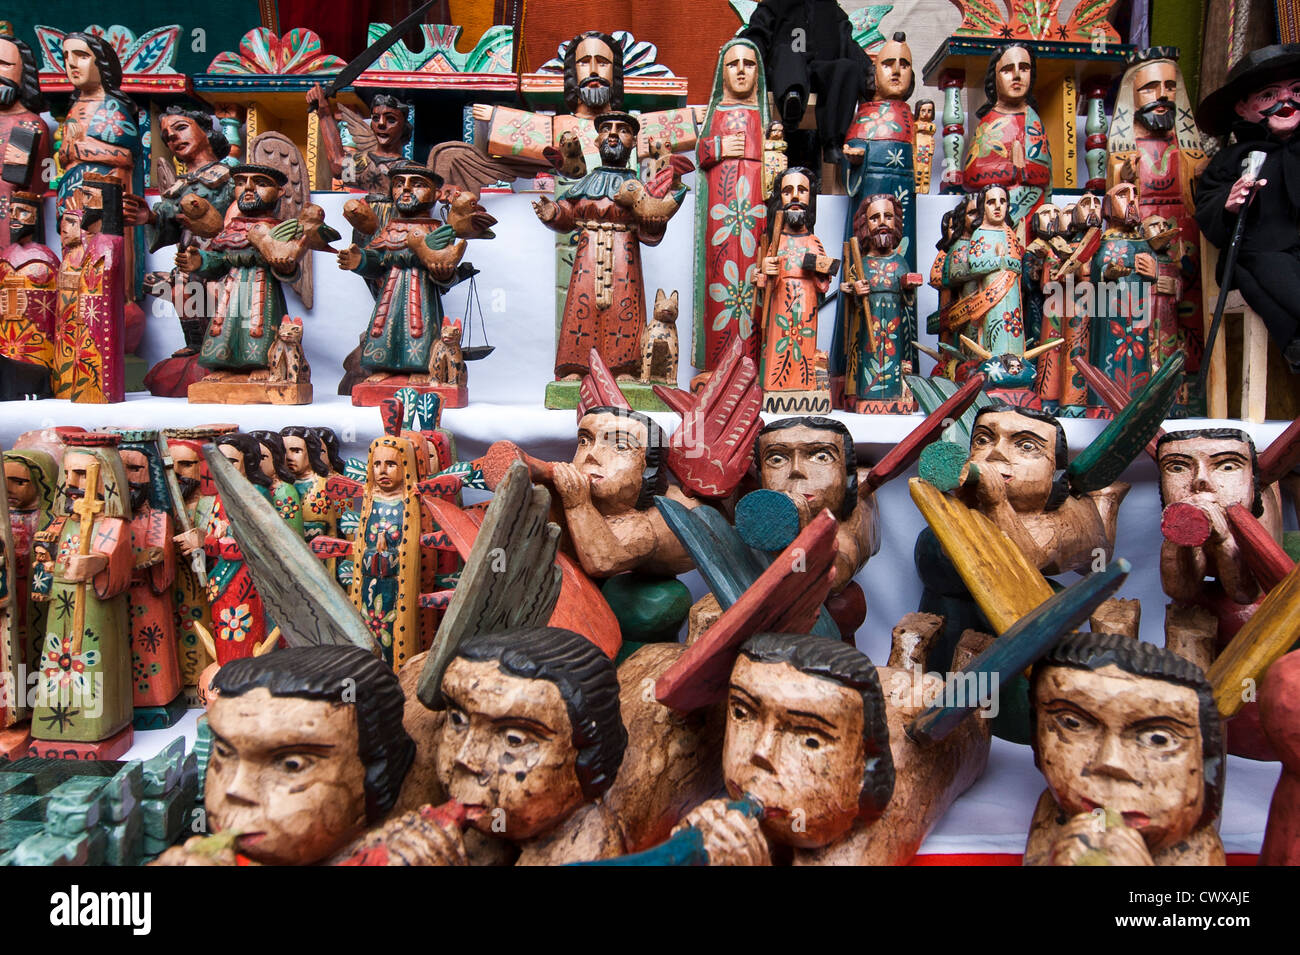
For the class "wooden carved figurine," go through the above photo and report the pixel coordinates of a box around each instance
[1,191,59,388]
[178,163,323,404]
[279,427,338,549]
[1026,632,1225,865]
[757,167,837,414]
[124,105,238,383]
[53,175,127,403]
[839,194,922,413]
[913,100,936,194]
[115,432,184,726]
[1194,45,1300,369]
[692,38,769,378]
[947,184,1024,358]
[640,289,678,385]
[533,112,686,399]
[245,431,305,535]
[29,433,135,759]
[0,28,51,219]
[337,162,474,407]
[1260,648,1300,865]
[1142,215,1189,412]
[4,448,56,669]
[308,84,412,195]
[1089,171,1156,406]
[963,43,1051,222]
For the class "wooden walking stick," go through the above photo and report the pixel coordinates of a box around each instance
[849,236,875,353]
[758,208,785,334]
[69,460,103,656]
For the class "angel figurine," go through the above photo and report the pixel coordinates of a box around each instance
[308,84,412,196]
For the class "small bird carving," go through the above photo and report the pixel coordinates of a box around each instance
[178,194,225,238]
[444,190,497,240]
[343,197,379,237]
[613,178,681,225]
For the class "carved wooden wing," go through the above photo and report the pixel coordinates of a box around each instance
[248,131,315,308]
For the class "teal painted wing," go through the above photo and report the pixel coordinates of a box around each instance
[905,374,994,451]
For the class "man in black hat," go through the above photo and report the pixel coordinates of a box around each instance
[533,111,687,382]
[337,162,469,390]
[1195,44,1300,370]
[174,164,309,380]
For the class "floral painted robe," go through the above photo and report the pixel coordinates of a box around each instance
[694,102,766,370]
[950,225,1024,356]
[174,492,219,687]
[0,240,59,369]
[760,231,831,398]
[847,251,916,409]
[128,503,180,708]
[964,106,1051,222]
[54,231,125,403]
[195,217,296,372]
[31,513,133,743]
[1090,231,1155,400]
[352,219,458,373]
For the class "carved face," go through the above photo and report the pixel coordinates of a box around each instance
[724,657,866,849]
[0,38,23,89]
[573,36,615,111]
[233,172,280,215]
[282,436,311,479]
[759,424,848,518]
[962,196,979,236]
[119,449,150,487]
[596,119,635,167]
[1035,664,1205,853]
[722,45,759,100]
[982,186,1009,226]
[170,444,202,488]
[1106,183,1140,227]
[160,114,209,164]
[1235,78,1300,139]
[1075,194,1103,230]
[369,104,406,151]
[1158,437,1254,512]
[863,196,901,253]
[1132,61,1178,134]
[62,451,106,498]
[206,688,370,865]
[217,443,247,477]
[253,443,277,482]
[390,173,436,216]
[917,101,935,123]
[1032,205,1058,239]
[5,460,36,510]
[874,39,913,100]
[780,171,812,212]
[994,46,1033,109]
[62,38,100,93]
[8,199,38,244]
[370,444,405,495]
[574,412,648,512]
[969,410,1058,513]
[437,658,585,841]
[59,212,81,251]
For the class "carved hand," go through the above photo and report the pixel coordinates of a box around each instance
[1134,252,1157,279]
[122,193,155,227]
[843,144,865,165]
[763,255,779,276]
[674,799,770,866]
[63,553,108,583]
[533,197,557,223]
[174,248,203,272]
[973,464,1009,509]
[305,83,333,117]
[550,462,591,509]
[173,528,204,557]
[338,243,363,271]
[1050,811,1154,866]
[1225,175,1266,214]
[471,103,493,122]
[721,133,747,159]
[1155,275,1177,296]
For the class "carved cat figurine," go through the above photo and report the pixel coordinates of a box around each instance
[429,318,466,386]
[265,317,310,384]
[640,289,679,385]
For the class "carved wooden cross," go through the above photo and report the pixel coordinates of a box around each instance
[69,460,102,656]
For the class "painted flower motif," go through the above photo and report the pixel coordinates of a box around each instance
[218,603,254,643]
[849,104,902,142]
[1111,321,1147,362]
[137,622,164,655]
[708,259,757,337]
[969,117,1011,159]
[710,175,765,256]
[364,604,396,648]
[88,106,134,140]
[43,635,99,694]
[885,146,906,169]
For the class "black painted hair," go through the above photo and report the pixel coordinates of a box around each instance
[64,31,135,113]
[975,182,1017,230]
[977,42,1039,119]
[1,35,47,114]
[756,416,858,519]
[279,426,332,477]
[453,627,626,801]
[770,165,819,230]
[973,402,1070,511]
[248,430,299,486]
[582,405,668,511]
[739,632,895,820]
[369,94,413,144]
[563,31,624,116]
[160,104,231,160]
[213,645,415,823]
[313,427,348,473]
[1155,428,1263,517]
[215,433,271,489]
[1029,632,1225,830]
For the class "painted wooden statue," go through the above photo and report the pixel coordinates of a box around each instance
[246,431,305,535]
[5,448,56,671]
[1,191,59,378]
[757,167,837,414]
[52,175,126,403]
[840,194,922,413]
[1107,48,1205,397]
[948,184,1024,358]
[0,29,50,222]
[29,433,134,758]
[692,38,769,378]
[176,163,324,404]
[533,112,686,387]
[337,163,473,407]
[280,426,337,549]
[1089,173,1156,406]
[913,100,936,194]
[309,84,412,195]
[963,44,1051,223]
[1026,632,1225,865]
